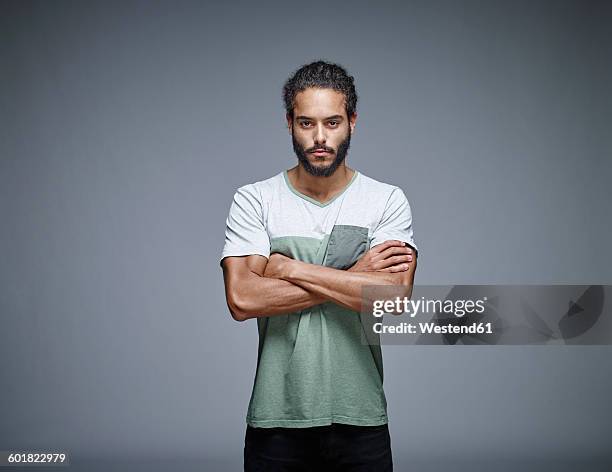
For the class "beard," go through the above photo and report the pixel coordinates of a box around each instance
[292,129,352,177]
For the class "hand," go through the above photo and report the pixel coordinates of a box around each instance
[264,253,326,305]
[263,253,294,279]
[348,240,414,273]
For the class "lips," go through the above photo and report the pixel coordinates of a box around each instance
[311,149,331,156]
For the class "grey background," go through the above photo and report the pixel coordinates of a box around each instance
[1,0,611,470]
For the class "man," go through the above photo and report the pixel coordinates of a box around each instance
[220,60,418,471]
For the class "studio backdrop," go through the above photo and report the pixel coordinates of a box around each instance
[1,1,611,471]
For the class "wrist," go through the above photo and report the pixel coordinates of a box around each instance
[282,258,301,281]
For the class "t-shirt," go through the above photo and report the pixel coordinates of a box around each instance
[220,168,418,428]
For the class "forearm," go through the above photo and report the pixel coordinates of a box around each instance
[282,261,412,312]
[231,275,326,320]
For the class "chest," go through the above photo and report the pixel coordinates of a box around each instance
[264,194,380,268]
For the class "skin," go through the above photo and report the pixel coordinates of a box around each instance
[221,87,417,321]
[287,87,356,201]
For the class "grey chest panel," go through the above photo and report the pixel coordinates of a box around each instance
[323,225,369,270]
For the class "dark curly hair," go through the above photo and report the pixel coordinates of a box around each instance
[282,60,358,121]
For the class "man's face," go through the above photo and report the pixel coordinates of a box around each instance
[288,88,356,177]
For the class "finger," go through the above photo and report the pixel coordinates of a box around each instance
[374,249,413,265]
[378,263,410,273]
[377,246,413,260]
[371,240,405,254]
[376,255,412,269]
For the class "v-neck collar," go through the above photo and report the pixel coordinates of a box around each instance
[283,169,359,207]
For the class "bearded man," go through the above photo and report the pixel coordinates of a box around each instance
[221,60,418,471]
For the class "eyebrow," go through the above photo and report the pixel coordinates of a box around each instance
[295,115,344,121]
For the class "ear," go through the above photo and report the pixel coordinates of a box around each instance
[349,112,357,134]
[286,113,293,134]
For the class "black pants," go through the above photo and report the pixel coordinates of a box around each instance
[244,422,393,471]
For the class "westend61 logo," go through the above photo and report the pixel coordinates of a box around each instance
[372,296,488,318]
[360,285,612,345]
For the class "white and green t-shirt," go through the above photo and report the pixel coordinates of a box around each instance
[220,168,418,428]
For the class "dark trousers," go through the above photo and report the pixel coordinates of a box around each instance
[244,422,393,471]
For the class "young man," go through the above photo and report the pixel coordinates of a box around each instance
[220,60,418,471]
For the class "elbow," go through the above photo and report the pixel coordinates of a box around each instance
[229,307,249,322]
[226,292,253,322]
[392,278,413,300]
[403,283,414,300]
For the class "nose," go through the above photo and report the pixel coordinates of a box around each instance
[313,122,326,147]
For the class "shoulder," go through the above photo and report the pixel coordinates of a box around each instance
[356,171,407,204]
[233,171,284,202]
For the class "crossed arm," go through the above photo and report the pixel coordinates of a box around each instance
[221,240,417,321]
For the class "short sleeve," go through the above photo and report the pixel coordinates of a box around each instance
[369,187,418,255]
[220,184,271,267]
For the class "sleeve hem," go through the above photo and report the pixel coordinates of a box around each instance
[219,250,270,267]
[370,236,418,255]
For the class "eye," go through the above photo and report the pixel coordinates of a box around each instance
[300,121,312,127]
[328,121,339,127]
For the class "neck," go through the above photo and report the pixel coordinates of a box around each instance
[288,163,355,200]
